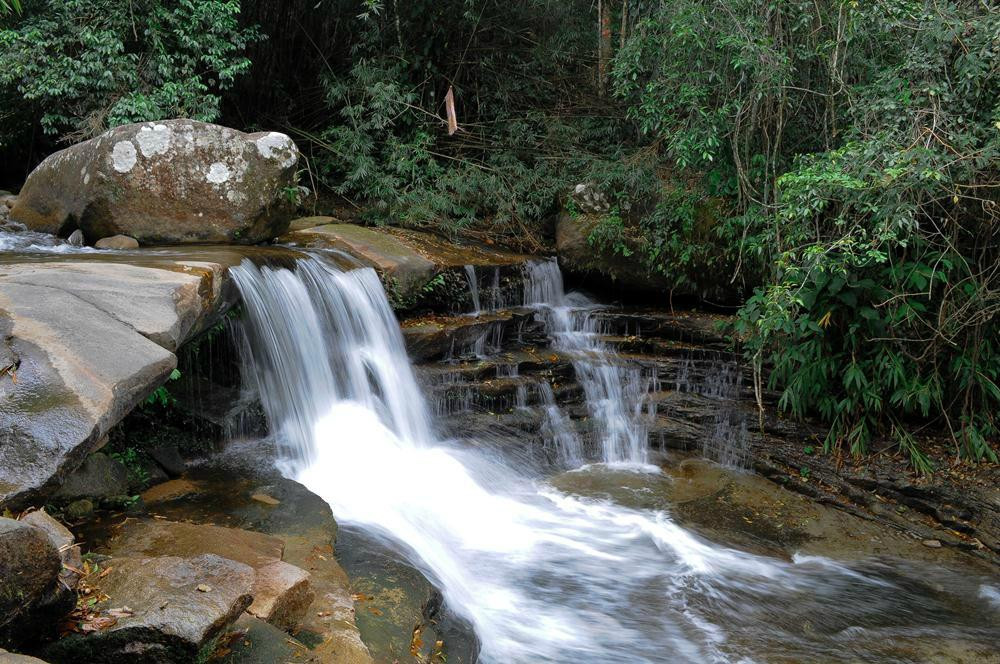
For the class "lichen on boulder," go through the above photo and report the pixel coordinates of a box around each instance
[11,120,299,246]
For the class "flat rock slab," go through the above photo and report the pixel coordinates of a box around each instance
[0,649,50,663]
[105,519,313,630]
[0,262,208,351]
[278,224,533,308]
[280,224,436,295]
[0,282,175,508]
[0,247,298,510]
[43,554,254,664]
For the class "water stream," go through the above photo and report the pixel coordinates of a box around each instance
[232,257,999,663]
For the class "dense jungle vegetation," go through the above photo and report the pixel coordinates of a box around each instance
[0,0,997,470]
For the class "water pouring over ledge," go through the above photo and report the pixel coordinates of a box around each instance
[232,257,999,663]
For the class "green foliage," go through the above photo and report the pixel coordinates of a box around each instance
[145,368,182,408]
[0,0,260,140]
[110,447,151,489]
[616,0,999,467]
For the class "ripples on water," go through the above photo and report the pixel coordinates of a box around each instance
[232,257,1000,663]
[0,223,99,254]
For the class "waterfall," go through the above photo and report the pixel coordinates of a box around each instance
[464,264,482,315]
[522,259,652,466]
[232,256,995,664]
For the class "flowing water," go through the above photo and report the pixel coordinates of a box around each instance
[523,259,653,466]
[464,264,482,315]
[232,257,999,663]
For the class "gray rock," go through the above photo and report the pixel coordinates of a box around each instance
[93,235,139,250]
[0,518,70,648]
[19,509,83,589]
[149,444,186,478]
[53,453,129,502]
[0,283,174,509]
[0,255,223,352]
[11,119,298,245]
[42,554,254,664]
[66,230,83,247]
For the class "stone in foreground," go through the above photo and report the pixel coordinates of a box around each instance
[0,518,70,648]
[11,119,298,245]
[106,519,314,630]
[43,554,253,664]
[93,235,139,250]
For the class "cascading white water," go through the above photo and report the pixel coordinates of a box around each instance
[537,382,584,467]
[523,259,652,466]
[233,257,999,664]
[464,264,482,315]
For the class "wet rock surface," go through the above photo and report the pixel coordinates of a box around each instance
[115,454,373,663]
[42,554,254,664]
[102,519,314,631]
[18,510,83,591]
[279,223,531,312]
[336,527,479,664]
[0,245,300,511]
[11,120,298,245]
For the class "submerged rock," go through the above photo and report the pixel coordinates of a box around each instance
[43,554,254,664]
[93,235,138,250]
[11,119,298,245]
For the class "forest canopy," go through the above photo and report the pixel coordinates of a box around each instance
[0,0,997,469]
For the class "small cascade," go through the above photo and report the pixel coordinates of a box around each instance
[488,267,504,311]
[464,264,481,315]
[537,382,584,466]
[522,259,653,466]
[674,355,751,469]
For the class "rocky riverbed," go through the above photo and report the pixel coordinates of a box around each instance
[1,120,997,663]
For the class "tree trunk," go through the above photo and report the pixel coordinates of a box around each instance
[620,0,628,50]
[597,0,612,96]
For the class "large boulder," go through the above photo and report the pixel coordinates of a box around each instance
[0,518,72,648]
[556,210,671,297]
[11,120,299,245]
